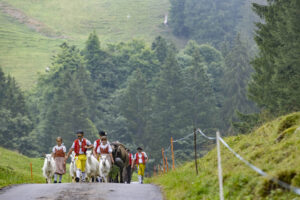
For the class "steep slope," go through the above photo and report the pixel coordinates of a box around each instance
[149,112,300,199]
[0,0,172,89]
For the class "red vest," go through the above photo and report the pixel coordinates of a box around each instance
[100,145,109,154]
[128,153,133,165]
[74,139,87,155]
[95,139,101,151]
[54,148,65,157]
[135,152,145,164]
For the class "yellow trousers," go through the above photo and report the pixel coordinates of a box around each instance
[75,154,87,172]
[137,164,146,176]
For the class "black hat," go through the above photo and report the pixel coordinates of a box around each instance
[76,130,84,134]
[137,147,143,150]
[99,131,106,136]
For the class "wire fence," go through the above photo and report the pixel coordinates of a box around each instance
[156,128,300,198]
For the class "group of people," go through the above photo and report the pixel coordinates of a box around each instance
[51,130,148,184]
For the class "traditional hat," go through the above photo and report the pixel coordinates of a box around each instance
[76,130,84,134]
[137,147,143,150]
[99,131,107,136]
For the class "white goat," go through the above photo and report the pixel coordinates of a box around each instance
[99,154,111,183]
[69,151,77,182]
[42,154,56,183]
[85,151,99,182]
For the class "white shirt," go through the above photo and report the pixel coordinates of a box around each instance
[134,152,147,163]
[71,139,91,155]
[96,143,112,154]
[93,140,110,148]
[52,145,66,153]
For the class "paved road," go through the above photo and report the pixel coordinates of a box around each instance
[0,183,163,200]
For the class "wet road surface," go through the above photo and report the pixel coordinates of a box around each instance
[0,182,163,200]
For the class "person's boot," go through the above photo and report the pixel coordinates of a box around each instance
[75,177,80,182]
[53,180,57,183]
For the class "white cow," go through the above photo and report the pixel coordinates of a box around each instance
[99,154,111,183]
[69,151,77,182]
[85,151,99,182]
[42,154,56,183]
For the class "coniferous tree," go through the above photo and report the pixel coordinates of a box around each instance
[151,36,169,64]
[183,47,218,130]
[148,48,186,161]
[248,0,300,114]
[169,0,189,36]
[169,0,244,46]
[119,69,151,145]
[222,35,256,130]
[32,43,98,153]
[0,67,34,155]
[182,41,225,107]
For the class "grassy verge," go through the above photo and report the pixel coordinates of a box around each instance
[148,112,300,200]
[0,147,71,188]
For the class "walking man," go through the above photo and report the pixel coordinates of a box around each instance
[125,148,133,184]
[132,147,148,184]
[65,130,93,182]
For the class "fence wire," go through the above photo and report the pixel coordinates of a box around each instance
[159,128,300,197]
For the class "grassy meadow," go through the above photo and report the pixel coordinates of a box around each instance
[0,0,181,89]
[0,147,71,188]
[148,112,300,200]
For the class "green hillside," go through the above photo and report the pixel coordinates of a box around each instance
[149,112,300,199]
[0,147,71,188]
[0,0,173,89]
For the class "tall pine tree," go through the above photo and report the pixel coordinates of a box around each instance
[249,0,300,114]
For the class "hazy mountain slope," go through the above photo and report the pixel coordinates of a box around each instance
[0,0,171,89]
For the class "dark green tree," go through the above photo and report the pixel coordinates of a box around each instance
[182,47,218,130]
[169,0,189,36]
[0,67,34,156]
[151,36,170,64]
[248,0,300,114]
[176,0,244,46]
[221,35,256,131]
[31,43,98,153]
[119,69,151,145]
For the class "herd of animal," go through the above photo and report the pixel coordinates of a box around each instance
[42,142,130,184]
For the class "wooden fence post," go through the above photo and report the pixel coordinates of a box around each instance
[153,165,156,176]
[166,156,169,172]
[162,148,166,173]
[171,137,175,170]
[30,163,33,182]
[194,128,198,175]
[158,164,161,175]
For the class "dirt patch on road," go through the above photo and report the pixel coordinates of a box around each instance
[0,1,68,39]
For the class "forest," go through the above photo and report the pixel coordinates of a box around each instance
[0,0,299,175]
